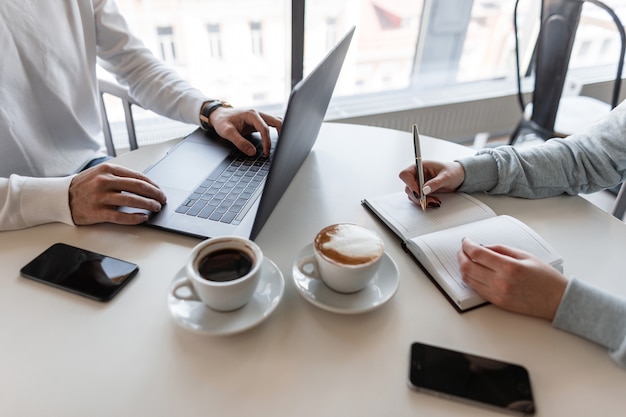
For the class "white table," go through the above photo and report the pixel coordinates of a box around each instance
[1,123,625,416]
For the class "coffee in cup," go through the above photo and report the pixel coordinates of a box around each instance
[171,236,263,311]
[298,223,384,293]
[197,248,254,282]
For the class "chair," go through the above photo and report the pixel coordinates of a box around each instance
[98,78,198,157]
[510,0,625,145]
[98,78,140,157]
[510,0,626,219]
[611,184,626,219]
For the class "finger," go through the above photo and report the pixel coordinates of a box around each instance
[399,165,419,189]
[460,238,502,272]
[457,247,492,289]
[100,164,167,203]
[103,210,150,226]
[426,195,441,208]
[245,115,273,156]
[259,112,283,134]
[482,243,530,260]
[221,125,258,156]
[405,185,419,204]
[105,164,160,188]
[104,190,164,213]
[107,176,166,208]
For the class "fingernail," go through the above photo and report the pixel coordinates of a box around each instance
[413,191,419,199]
[423,185,432,195]
[427,201,440,208]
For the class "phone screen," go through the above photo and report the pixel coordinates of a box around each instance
[20,243,139,302]
[409,342,535,415]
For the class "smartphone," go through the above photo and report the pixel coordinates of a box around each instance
[20,243,139,302]
[408,342,535,416]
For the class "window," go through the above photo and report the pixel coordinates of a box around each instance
[105,0,624,141]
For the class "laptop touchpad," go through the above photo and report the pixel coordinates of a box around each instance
[145,141,230,191]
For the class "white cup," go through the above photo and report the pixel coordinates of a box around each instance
[297,223,384,293]
[171,236,263,311]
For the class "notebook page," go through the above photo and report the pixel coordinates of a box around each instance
[363,192,496,240]
[409,215,563,301]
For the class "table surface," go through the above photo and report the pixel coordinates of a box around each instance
[1,123,625,417]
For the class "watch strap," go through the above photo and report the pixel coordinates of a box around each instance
[200,100,232,130]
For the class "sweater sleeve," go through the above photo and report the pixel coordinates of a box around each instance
[0,175,75,231]
[553,278,626,368]
[456,99,626,197]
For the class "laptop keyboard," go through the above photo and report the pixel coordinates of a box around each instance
[175,144,272,225]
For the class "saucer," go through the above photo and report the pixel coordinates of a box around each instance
[291,244,399,314]
[168,257,284,335]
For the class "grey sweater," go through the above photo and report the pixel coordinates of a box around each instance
[457,100,626,368]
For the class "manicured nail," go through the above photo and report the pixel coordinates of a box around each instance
[413,191,419,199]
[427,201,440,208]
[423,185,432,195]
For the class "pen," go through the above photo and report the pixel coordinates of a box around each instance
[412,124,426,212]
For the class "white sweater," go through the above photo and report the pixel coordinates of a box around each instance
[0,0,208,230]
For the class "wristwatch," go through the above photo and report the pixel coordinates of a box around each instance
[199,100,232,130]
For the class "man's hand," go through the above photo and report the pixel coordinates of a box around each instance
[69,163,167,225]
[209,107,282,157]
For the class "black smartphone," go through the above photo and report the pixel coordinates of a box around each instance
[20,243,139,302]
[408,342,535,416]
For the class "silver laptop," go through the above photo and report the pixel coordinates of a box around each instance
[126,27,354,240]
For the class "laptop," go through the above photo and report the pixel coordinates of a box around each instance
[126,26,355,240]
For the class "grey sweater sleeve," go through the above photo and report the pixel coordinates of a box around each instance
[452,100,626,368]
[553,278,626,368]
[457,99,626,197]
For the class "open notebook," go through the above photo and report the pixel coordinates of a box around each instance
[363,192,563,311]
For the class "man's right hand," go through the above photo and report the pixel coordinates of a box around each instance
[69,163,167,225]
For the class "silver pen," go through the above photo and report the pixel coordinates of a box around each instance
[412,124,426,212]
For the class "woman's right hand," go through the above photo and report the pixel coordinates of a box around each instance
[398,161,466,204]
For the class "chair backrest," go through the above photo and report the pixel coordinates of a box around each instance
[513,0,625,142]
[530,0,583,134]
[98,78,139,157]
[611,182,626,219]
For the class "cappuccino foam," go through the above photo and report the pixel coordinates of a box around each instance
[315,224,384,266]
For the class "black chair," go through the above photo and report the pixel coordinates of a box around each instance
[510,0,626,219]
[510,0,625,146]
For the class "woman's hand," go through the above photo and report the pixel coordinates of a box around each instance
[399,160,465,207]
[458,238,568,320]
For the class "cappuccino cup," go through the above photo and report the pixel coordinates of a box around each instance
[171,236,263,311]
[297,223,384,293]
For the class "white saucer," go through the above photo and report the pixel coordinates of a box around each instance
[291,244,399,314]
[168,257,284,335]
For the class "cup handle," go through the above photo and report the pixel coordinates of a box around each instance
[296,255,323,281]
[171,277,201,302]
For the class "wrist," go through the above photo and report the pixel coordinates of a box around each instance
[199,100,232,130]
